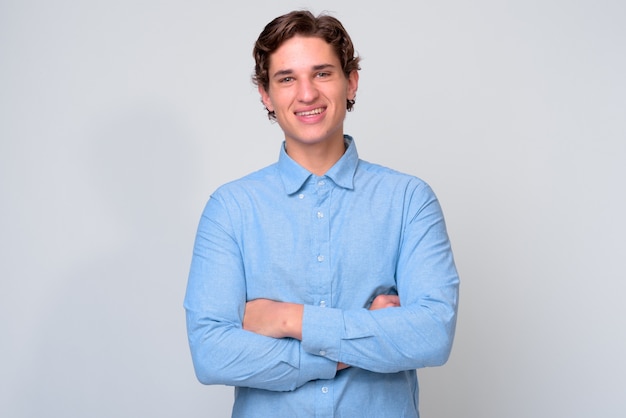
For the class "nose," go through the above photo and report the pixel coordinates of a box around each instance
[297,78,319,103]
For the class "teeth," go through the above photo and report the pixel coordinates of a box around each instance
[297,108,324,116]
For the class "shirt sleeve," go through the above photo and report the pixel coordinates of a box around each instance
[184,194,337,391]
[300,182,460,373]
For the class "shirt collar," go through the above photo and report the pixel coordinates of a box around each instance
[278,135,358,195]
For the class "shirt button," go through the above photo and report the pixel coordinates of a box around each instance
[298,194,304,199]
[318,180,325,186]
[317,255,324,262]
[319,350,326,356]
[317,211,324,218]
[321,386,329,394]
[319,300,326,307]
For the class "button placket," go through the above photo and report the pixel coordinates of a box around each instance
[312,176,332,314]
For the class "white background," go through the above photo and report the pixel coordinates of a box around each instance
[1,1,625,417]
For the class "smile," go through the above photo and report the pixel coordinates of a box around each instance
[295,107,325,117]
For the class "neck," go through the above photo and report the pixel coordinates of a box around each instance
[285,135,346,176]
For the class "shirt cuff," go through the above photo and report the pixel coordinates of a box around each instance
[295,347,337,387]
[301,305,344,361]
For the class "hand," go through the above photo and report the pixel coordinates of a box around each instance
[370,294,400,310]
[337,361,350,370]
[243,299,303,340]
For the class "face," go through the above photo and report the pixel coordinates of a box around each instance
[259,36,359,150]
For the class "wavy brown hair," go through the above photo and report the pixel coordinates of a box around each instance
[252,10,361,120]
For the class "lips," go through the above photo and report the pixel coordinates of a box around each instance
[295,107,325,117]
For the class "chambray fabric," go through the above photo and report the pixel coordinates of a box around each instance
[184,136,459,417]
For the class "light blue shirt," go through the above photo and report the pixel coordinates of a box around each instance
[184,136,459,417]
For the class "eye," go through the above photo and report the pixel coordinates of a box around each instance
[316,71,330,78]
[279,76,294,83]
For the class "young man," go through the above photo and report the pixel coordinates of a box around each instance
[184,10,459,417]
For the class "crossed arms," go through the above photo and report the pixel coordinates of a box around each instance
[243,295,401,370]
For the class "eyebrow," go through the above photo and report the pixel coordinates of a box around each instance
[271,63,337,79]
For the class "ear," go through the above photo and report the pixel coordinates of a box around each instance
[347,70,359,100]
[258,85,274,112]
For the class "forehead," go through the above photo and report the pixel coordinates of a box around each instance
[269,36,339,71]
